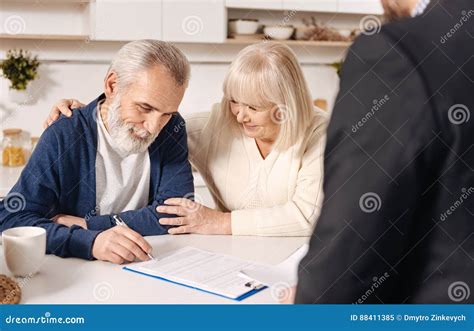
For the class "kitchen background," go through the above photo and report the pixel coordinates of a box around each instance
[0,0,383,202]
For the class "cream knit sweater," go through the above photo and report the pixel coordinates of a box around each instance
[185,103,328,236]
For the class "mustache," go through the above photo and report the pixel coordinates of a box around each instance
[126,124,151,139]
[107,101,152,140]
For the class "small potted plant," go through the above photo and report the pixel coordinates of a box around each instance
[330,60,343,77]
[1,49,40,104]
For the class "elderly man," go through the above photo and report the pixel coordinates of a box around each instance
[296,0,473,303]
[0,40,194,264]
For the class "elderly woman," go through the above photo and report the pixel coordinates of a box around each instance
[45,42,328,237]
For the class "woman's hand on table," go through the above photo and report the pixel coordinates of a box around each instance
[157,198,232,235]
[43,98,85,129]
[52,214,87,229]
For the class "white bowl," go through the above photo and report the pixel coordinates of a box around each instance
[229,20,259,35]
[263,25,294,40]
[338,29,352,38]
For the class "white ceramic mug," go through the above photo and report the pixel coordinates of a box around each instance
[2,226,46,277]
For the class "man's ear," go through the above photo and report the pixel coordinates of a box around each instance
[104,71,119,98]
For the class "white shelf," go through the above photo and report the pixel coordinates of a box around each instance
[2,0,91,2]
[226,0,383,15]
[0,33,89,41]
[226,38,352,47]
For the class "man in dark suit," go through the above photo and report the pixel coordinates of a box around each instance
[296,0,473,303]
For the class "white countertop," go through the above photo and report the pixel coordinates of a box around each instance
[0,234,307,304]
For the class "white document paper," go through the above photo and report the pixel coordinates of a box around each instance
[124,246,266,300]
[239,244,309,288]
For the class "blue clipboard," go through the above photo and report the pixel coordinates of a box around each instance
[123,266,267,301]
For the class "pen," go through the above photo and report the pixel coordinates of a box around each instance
[113,215,155,260]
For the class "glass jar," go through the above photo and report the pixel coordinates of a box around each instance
[2,129,27,167]
[31,136,39,153]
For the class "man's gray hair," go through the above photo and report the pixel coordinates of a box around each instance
[108,39,190,88]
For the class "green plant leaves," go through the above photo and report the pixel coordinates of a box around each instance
[0,49,40,91]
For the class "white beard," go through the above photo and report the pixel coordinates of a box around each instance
[106,95,159,156]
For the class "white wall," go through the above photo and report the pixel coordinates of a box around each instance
[0,43,339,137]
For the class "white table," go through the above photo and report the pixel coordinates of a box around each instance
[0,234,307,304]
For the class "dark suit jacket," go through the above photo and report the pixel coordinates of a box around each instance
[296,0,473,303]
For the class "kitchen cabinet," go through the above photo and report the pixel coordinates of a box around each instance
[90,0,162,41]
[337,0,383,14]
[226,0,283,10]
[162,0,226,43]
[283,0,337,12]
[226,0,383,14]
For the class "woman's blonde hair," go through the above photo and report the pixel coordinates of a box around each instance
[222,41,314,150]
